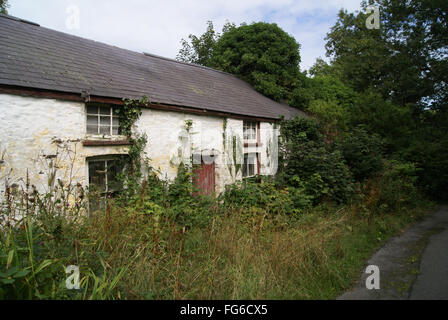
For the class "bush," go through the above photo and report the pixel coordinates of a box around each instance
[360,160,420,214]
[336,126,384,181]
[222,178,294,215]
[279,116,354,203]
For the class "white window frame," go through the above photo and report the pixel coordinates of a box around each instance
[86,104,120,136]
[243,121,258,143]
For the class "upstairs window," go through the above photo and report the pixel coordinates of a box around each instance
[243,121,257,141]
[86,103,120,135]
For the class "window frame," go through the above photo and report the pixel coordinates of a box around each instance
[243,121,258,143]
[86,103,121,136]
[242,152,259,178]
[87,156,125,195]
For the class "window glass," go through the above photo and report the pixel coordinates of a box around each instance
[243,121,257,141]
[86,104,120,135]
[87,105,98,114]
[243,153,258,177]
[88,161,106,192]
[107,160,124,192]
[100,106,111,115]
[88,158,124,194]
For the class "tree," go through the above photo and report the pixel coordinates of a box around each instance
[177,21,303,104]
[1,0,9,14]
[176,21,235,67]
[323,0,448,199]
[326,0,448,110]
[212,22,302,102]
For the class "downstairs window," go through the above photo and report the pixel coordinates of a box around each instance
[242,152,259,178]
[88,157,125,194]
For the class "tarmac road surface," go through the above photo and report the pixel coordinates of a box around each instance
[338,205,448,300]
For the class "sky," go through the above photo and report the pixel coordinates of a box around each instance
[8,0,362,71]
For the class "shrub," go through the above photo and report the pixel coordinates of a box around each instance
[279,116,354,203]
[360,160,420,214]
[336,126,384,181]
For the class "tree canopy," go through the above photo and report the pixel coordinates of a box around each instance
[177,21,303,103]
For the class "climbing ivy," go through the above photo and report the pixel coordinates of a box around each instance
[116,96,149,137]
[115,96,150,200]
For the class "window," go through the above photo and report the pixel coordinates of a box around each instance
[242,152,259,177]
[243,121,257,141]
[88,157,124,194]
[86,103,120,135]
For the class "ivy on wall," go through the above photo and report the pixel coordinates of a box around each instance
[115,96,150,199]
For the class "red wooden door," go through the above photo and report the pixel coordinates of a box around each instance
[193,157,215,196]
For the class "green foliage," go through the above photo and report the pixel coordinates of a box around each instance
[360,160,420,214]
[279,116,354,203]
[211,22,301,102]
[116,97,147,138]
[222,177,310,216]
[0,0,9,14]
[336,126,384,181]
[321,0,448,199]
[400,110,448,199]
[348,91,415,153]
[176,21,235,66]
[114,96,149,200]
[0,218,70,299]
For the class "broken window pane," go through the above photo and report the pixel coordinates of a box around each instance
[88,157,125,196]
[100,116,110,125]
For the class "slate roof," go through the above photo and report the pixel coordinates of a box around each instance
[0,13,304,120]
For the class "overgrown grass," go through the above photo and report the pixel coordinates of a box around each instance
[0,180,433,299]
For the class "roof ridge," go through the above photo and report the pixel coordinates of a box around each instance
[0,13,40,26]
[142,52,237,77]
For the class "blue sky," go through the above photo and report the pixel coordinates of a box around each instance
[8,0,362,70]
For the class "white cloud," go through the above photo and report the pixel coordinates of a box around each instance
[9,0,363,70]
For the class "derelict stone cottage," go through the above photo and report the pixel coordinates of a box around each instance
[0,13,304,198]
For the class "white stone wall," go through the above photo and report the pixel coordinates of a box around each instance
[0,93,278,196]
[0,94,129,194]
